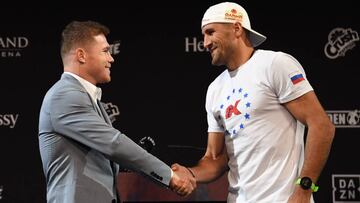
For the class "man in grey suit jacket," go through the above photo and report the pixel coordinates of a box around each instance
[38,20,196,203]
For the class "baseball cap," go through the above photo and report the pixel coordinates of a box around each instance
[201,2,266,47]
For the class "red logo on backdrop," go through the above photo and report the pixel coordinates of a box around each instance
[225,99,241,119]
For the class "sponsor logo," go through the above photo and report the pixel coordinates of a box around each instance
[324,28,359,59]
[109,40,121,56]
[185,37,207,52]
[326,110,360,128]
[332,174,360,202]
[0,36,29,58]
[0,114,19,128]
[104,102,120,123]
[225,9,242,21]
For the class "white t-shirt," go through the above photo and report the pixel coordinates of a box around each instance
[205,50,314,203]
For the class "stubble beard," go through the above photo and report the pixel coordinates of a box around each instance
[211,51,224,66]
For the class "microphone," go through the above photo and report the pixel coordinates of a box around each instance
[138,136,155,152]
[119,136,156,172]
[0,185,3,200]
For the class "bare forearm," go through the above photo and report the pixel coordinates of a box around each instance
[300,120,335,182]
[190,152,228,183]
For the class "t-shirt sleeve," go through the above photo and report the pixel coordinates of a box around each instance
[205,84,225,133]
[268,52,314,103]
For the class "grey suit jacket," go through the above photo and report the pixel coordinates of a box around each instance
[38,73,172,203]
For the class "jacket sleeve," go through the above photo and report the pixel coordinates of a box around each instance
[49,88,172,186]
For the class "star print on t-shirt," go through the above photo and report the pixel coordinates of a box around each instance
[219,87,252,137]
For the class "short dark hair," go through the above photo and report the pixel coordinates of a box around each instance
[60,20,110,59]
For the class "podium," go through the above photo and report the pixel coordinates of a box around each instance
[118,171,228,202]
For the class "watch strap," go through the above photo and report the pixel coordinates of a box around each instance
[295,177,319,192]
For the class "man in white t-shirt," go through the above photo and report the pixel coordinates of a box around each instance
[172,2,335,203]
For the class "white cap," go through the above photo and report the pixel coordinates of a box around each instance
[201,2,266,47]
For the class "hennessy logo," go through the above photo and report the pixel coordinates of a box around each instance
[225,99,241,119]
[0,114,19,128]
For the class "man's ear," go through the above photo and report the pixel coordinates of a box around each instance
[76,48,86,63]
[233,22,244,38]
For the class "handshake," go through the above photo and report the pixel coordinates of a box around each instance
[169,163,197,197]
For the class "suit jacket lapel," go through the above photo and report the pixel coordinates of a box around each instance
[61,73,112,125]
[97,99,118,185]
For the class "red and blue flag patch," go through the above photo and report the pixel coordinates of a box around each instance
[289,71,305,85]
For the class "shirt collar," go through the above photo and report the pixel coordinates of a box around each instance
[64,72,102,101]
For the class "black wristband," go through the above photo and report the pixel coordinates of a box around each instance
[186,167,196,178]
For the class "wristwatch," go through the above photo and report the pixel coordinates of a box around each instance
[295,177,319,192]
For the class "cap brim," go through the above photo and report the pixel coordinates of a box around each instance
[246,28,266,47]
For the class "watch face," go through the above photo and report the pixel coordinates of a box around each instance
[300,177,312,190]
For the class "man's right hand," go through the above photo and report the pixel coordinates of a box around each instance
[169,163,196,197]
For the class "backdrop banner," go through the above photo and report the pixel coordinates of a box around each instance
[0,2,359,203]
